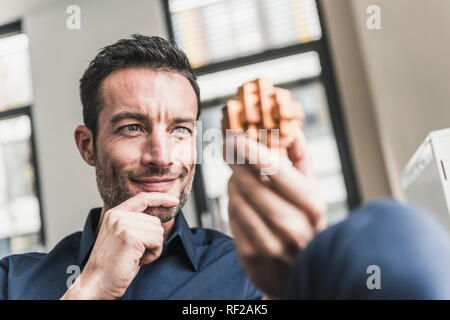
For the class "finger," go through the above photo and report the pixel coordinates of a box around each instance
[118,211,163,226]
[228,189,292,264]
[287,129,314,178]
[134,226,164,246]
[227,205,290,298]
[228,213,253,263]
[140,247,163,266]
[116,192,179,213]
[105,211,165,242]
[115,214,165,235]
[104,210,163,230]
[130,227,164,265]
[134,230,164,266]
[227,133,326,230]
[227,133,281,172]
[231,150,324,229]
[229,168,315,247]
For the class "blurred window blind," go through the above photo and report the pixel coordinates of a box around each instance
[165,0,354,232]
[169,0,322,67]
[0,26,43,255]
[0,33,33,111]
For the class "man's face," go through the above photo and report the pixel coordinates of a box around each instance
[94,67,197,222]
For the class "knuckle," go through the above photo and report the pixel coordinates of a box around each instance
[286,215,314,245]
[228,176,237,195]
[150,234,163,248]
[315,215,328,233]
[265,241,284,258]
[149,215,161,225]
[277,222,312,252]
[310,203,324,221]
[293,230,313,250]
[117,227,128,239]
[137,191,149,203]
[246,175,259,190]
[106,210,119,228]
[232,192,245,207]
[238,245,257,262]
[113,216,125,231]
[228,196,243,219]
[316,205,328,225]
[242,182,261,201]
[228,196,238,211]
[117,226,133,243]
[239,174,257,193]
[105,208,115,219]
[157,234,164,246]
[228,205,236,220]
[137,191,147,198]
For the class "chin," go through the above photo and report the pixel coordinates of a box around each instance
[129,180,181,198]
[143,205,179,223]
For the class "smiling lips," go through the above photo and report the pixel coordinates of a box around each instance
[132,177,178,192]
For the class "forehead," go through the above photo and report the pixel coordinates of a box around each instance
[100,67,197,120]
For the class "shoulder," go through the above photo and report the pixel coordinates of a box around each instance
[0,231,82,276]
[0,231,83,299]
[1,251,46,266]
[0,251,45,278]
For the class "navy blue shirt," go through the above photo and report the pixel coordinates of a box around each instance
[0,208,263,300]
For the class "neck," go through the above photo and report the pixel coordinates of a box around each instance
[97,204,176,243]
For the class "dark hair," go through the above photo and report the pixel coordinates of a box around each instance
[79,34,200,144]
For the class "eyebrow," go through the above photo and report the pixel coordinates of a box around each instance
[172,118,196,125]
[109,112,196,126]
[110,112,148,126]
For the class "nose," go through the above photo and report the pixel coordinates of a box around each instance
[141,126,174,168]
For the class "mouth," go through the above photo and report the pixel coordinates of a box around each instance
[131,177,178,193]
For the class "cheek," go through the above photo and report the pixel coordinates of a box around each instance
[171,138,196,169]
[103,140,142,169]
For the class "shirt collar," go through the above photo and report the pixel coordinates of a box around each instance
[77,208,199,271]
[163,208,198,271]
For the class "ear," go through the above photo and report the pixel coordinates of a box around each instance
[74,125,96,166]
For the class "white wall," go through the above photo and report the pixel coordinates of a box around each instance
[0,0,59,26]
[18,0,197,251]
[349,0,450,200]
[322,0,450,203]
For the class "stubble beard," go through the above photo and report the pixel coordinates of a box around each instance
[94,152,195,223]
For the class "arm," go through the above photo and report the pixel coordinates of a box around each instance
[61,192,179,300]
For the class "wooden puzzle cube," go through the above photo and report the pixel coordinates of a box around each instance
[222,78,305,155]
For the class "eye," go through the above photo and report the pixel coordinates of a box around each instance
[119,124,144,134]
[173,126,191,135]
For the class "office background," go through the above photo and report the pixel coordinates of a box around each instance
[0,0,449,256]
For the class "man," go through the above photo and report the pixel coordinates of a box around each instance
[227,131,450,299]
[0,35,262,300]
